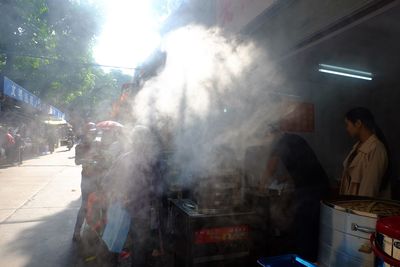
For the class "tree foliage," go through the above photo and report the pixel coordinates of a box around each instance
[0,0,131,119]
[69,69,132,121]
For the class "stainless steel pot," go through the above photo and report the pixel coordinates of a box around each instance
[319,199,400,267]
[193,171,243,212]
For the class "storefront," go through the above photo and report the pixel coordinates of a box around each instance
[149,2,400,265]
[0,76,67,154]
[0,76,42,125]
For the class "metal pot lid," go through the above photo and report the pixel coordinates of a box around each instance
[377,216,400,240]
[325,199,400,218]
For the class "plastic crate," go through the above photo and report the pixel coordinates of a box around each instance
[257,254,317,267]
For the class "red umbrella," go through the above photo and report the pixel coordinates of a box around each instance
[96,120,124,130]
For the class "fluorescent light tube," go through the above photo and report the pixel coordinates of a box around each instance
[319,64,372,76]
[319,69,372,81]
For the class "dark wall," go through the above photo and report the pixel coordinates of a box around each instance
[274,77,372,184]
[368,82,400,180]
[280,76,400,197]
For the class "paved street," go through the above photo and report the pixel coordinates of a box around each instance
[0,147,82,267]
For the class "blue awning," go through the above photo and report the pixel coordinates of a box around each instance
[3,76,41,109]
[48,105,65,120]
[2,76,65,119]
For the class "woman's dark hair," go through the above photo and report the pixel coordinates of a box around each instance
[345,107,392,191]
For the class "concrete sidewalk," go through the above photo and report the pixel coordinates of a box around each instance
[0,147,82,267]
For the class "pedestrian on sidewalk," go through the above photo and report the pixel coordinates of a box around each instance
[0,127,6,160]
[5,128,15,164]
[14,133,24,165]
[73,122,98,242]
[47,129,56,154]
[101,125,163,266]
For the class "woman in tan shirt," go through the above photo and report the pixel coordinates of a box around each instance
[340,107,391,198]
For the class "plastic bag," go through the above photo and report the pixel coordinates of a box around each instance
[102,202,131,253]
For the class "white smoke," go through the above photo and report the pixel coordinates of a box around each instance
[98,25,294,239]
[128,25,285,184]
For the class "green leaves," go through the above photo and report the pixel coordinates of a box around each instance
[68,67,131,121]
[0,0,129,119]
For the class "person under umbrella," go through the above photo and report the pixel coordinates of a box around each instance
[73,122,100,242]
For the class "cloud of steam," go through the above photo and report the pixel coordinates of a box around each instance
[103,25,291,204]
[129,25,284,181]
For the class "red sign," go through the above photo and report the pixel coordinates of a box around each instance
[194,225,250,244]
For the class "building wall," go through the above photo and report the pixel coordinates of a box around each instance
[160,0,399,189]
[368,83,400,182]
[266,77,372,183]
[247,0,384,57]
[272,77,400,195]
[216,0,277,33]
[161,0,216,35]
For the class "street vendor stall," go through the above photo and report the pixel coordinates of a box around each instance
[44,119,72,147]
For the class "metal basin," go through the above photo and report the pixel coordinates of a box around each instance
[319,198,400,267]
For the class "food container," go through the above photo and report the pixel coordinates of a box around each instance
[193,171,243,213]
[319,198,400,267]
[370,216,400,266]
